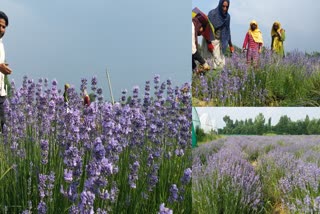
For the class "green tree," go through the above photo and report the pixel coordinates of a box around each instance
[223,115,234,134]
[267,117,272,132]
[307,119,320,135]
[254,113,265,135]
[275,115,291,134]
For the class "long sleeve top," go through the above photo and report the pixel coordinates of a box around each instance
[242,32,262,51]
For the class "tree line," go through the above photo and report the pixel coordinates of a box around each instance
[218,113,320,135]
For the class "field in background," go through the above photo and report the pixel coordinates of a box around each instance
[193,50,320,106]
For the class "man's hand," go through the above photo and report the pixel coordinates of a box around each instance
[0,63,12,75]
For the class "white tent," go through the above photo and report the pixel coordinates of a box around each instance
[199,113,217,133]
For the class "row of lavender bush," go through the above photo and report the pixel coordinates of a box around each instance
[193,50,320,106]
[193,135,320,213]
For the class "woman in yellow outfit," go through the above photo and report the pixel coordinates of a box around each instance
[271,21,286,57]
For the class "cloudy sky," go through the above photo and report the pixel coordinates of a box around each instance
[1,0,190,100]
[195,107,320,129]
[192,0,320,53]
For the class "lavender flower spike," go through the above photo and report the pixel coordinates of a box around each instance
[181,168,192,185]
[158,203,173,214]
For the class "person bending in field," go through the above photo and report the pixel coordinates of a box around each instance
[205,0,234,69]
[0,11,12,132]
[271,21,286,57]
[192,13,210,74]
[242,20,263,68]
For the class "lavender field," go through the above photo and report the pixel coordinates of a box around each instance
[193,135,320,213]
[192,50,320,106]
[0,76,192,213]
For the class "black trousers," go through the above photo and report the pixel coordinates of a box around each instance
[0,96,6,131]
[192,50,205,69]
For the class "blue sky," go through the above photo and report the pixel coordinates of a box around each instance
[196,107,320,129]
[1,0,190,101]
[192,0,320,53]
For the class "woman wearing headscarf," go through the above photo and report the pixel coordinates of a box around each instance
[205,0,234,69]
[271,21,286,57]
[192,12,210,73]
[242,20,263,67]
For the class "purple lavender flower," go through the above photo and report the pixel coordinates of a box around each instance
[80,78,88,93]
[97,88,103,95]
[158,203,173,214]
[64,146,82,168]
[80,191,95,214]
[40,139,49,165]
[86,162,102,177]
[64,169,73,183]
[38,174,47,199]
[47,172,55,200]
[129,161,140,189]
[121,89,127,104]
[93,137,106,161]
[181,168,192,185]
[91,76,98,92]
[154,74,160,85]
[69,205,80,214]
[127,85,139,108]
[199,75,209,102]
[168,184,179,203]
[175,148,184,157]
[100,157,114,175]
[148,165,159,191]
[37,201,47,214]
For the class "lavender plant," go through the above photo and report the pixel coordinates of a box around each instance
[193,141,263,213]
[0,75,192,213]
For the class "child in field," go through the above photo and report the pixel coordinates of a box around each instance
[242,20,263,68]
